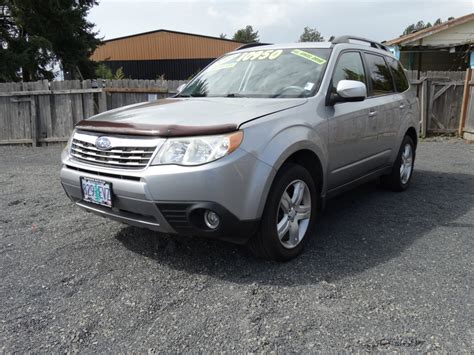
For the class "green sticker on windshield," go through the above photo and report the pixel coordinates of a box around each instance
[291,49,327,65]
[208,62,237,71]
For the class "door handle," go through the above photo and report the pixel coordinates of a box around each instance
[399,103,406,109]
[368,110,378,118]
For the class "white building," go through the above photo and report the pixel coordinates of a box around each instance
[385,13,474,74]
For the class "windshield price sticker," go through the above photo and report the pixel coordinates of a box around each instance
[208,50,284,71]
[291,49,327,65]
[236,49,283,62]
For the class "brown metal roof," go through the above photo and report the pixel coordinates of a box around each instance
[90,29,244,61]
[385,13,474,46]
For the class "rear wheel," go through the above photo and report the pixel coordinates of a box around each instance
[382,135,415,191]
[249,163,317,261]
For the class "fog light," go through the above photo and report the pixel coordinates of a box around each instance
[204,210,220,229]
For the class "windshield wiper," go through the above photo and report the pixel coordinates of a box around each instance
[176,93,207,98]
[225,93,247,98]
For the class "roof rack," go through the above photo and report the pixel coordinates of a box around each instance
[331,36,390,52]
[236,42,271,50]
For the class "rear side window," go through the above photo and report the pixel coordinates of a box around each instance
[331,52,366,93]
[386,57,409,92]
[364,53,395,96]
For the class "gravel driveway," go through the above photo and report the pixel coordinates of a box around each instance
[1,138,472,352]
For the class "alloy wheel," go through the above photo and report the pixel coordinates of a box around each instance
[400,143,413,184]
[276,179,312,249]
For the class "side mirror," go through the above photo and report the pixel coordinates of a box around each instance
[176,83,186,94]
[335,80,367,102]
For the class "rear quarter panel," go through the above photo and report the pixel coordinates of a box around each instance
[392,88,420,162]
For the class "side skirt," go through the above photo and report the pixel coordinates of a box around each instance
[325,165,392,200]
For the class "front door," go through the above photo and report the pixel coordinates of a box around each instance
[326,51,379,189]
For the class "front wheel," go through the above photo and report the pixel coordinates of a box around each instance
[382,135,416,191]
[248,163,317,261]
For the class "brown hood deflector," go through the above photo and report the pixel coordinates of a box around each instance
[75,120,238,137]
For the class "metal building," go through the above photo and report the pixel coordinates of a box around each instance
[90,30,243,80]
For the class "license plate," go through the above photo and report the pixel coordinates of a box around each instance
[80,177,113,208]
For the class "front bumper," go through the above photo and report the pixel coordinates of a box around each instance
[60,148,274,244]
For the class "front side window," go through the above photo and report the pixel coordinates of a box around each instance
[364,53,395,96]
[386,57,409,92]
[331,51,366,93]
[179,48,331,98]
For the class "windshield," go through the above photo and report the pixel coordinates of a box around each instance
[179,48,331,98]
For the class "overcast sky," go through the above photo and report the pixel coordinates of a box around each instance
[88,0,473,43]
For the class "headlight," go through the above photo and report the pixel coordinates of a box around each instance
[151,131,243,166]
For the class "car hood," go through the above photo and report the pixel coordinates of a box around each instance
[75,97,307,137]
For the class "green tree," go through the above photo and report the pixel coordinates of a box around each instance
[298,27,324,42]
[402,23,416,35]
[414,20,425,31]
[402,17,455,36]
[0,0,100,82]
[402,20,429,36]
[219,33,227,39]
[232,25,259,43]
[0,3,46,81]
[113,67,124,80]
[94,63,113,79]
[94,64,125,80]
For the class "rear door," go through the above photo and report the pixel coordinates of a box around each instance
[386,56,411,149]
[327,51,380,189]
[362,52,400,166]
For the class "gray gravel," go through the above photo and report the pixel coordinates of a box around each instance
[1,138,473,352]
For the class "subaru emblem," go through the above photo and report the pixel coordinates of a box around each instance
[95,136,112,150]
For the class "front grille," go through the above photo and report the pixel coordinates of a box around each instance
[65,165,141,181]
[70,131,163,169]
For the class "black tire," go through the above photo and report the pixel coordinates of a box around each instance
[382,135,416,192]
[248,163,318,261]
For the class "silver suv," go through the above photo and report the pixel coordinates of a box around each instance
[60,36,419,261]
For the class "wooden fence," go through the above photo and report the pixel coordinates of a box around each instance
[0,72,472,145]
[0,79,186,146]
[407,71,467,137]
[458,69,474,140]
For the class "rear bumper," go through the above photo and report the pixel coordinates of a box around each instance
[60,148,272,244]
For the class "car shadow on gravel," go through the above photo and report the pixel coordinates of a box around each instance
[115,169,473,286]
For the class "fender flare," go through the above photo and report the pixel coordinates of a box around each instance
[252,124,328,217]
